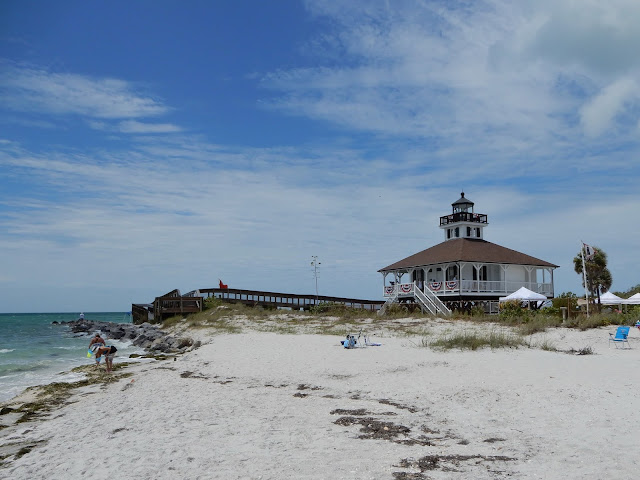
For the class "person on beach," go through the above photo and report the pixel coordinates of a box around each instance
[79,312,85,320]
[95,345,118,373]
[89,333,105,349]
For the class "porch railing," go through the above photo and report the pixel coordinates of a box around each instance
[384,281,552,297]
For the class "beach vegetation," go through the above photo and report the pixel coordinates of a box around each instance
[163,301,273,331]
[567,346,594,355]
[563,311,634,330]
[203,296,225,310]
[537,338,558,351]
[425,330,525,351]
[617,283,640,297]
[310,302,372,319]
[538,292,580,318]
[469,305,487,317]
[379,303,438,320]
[498,300,534,322]
[516,316,562,335]
[12,364,132,424]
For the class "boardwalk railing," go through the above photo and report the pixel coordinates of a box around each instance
[199,288,384,312]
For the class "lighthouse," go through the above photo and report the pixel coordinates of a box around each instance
[378,192,558,314]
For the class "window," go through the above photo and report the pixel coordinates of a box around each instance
[447,265,458,280]
[476,228,480,237]
[466,226,471,237]
[455,227,459,237]
[447,229,451,239]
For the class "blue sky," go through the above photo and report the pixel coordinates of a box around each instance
[1,0,639,312]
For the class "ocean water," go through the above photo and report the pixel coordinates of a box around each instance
[0,312,144,403]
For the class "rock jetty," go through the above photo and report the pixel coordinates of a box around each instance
[63,319,196,354]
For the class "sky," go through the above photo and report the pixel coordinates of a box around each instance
[1,0,639,313]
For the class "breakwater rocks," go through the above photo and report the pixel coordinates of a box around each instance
[62,320,197,354]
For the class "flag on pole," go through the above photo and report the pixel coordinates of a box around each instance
[582,243,597,260]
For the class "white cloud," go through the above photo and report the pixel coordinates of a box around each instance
[263,1,566,150]
[580,77,638,136]
[265,0,640,151]
[117,120,182,134]
[88,120,182,134]
[0,62,168,119]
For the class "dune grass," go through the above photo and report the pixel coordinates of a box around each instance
[562,312,631,331]
[425,330,525,351]
[535,338,558,352]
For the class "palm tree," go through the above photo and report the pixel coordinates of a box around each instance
[573,247,612,310]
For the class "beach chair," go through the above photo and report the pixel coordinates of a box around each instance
[609,326,630,349]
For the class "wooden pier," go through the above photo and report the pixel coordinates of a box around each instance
[132,287,384,324]
[200,287,384,312]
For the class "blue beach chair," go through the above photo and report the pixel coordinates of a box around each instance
[609,326,630,349]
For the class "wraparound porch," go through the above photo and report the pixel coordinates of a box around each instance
[382,262,554,299]
[383,280,553,298]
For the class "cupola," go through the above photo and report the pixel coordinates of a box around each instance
[452,192,474,214]
[439,192,489,241]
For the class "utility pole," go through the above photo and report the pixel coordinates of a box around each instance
[311,256,321,302]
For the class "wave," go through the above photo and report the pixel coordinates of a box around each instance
[0,348,15,354]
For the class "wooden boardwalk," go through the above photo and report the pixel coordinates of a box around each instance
[199,287,384,311]
[133,287,384,324]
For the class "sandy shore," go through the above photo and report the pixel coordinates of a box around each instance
[1,317,639,479]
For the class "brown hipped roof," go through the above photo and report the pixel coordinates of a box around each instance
[379,238,558,272]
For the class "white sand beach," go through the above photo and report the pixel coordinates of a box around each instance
[2,317,639,479]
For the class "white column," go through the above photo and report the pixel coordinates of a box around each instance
[500,265,509,293]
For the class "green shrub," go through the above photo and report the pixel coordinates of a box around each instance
[204,296,224,310]
[498,300,534,322]
[310,302,371,318]
[541,306,561,317]
[470,305,487,317]
[552,292,578,313]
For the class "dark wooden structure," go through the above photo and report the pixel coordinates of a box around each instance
[132,303,153,324]
[131,289,203,324]
[199,287,384,311]
[153,289,203,321]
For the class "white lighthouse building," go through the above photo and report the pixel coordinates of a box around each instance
[378,192,558,314]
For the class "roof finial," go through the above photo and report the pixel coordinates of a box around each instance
[460,191,465,198]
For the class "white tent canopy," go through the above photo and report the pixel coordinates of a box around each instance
[599,291,624,305]
[499,287,547,302]
[624,293,640,305]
